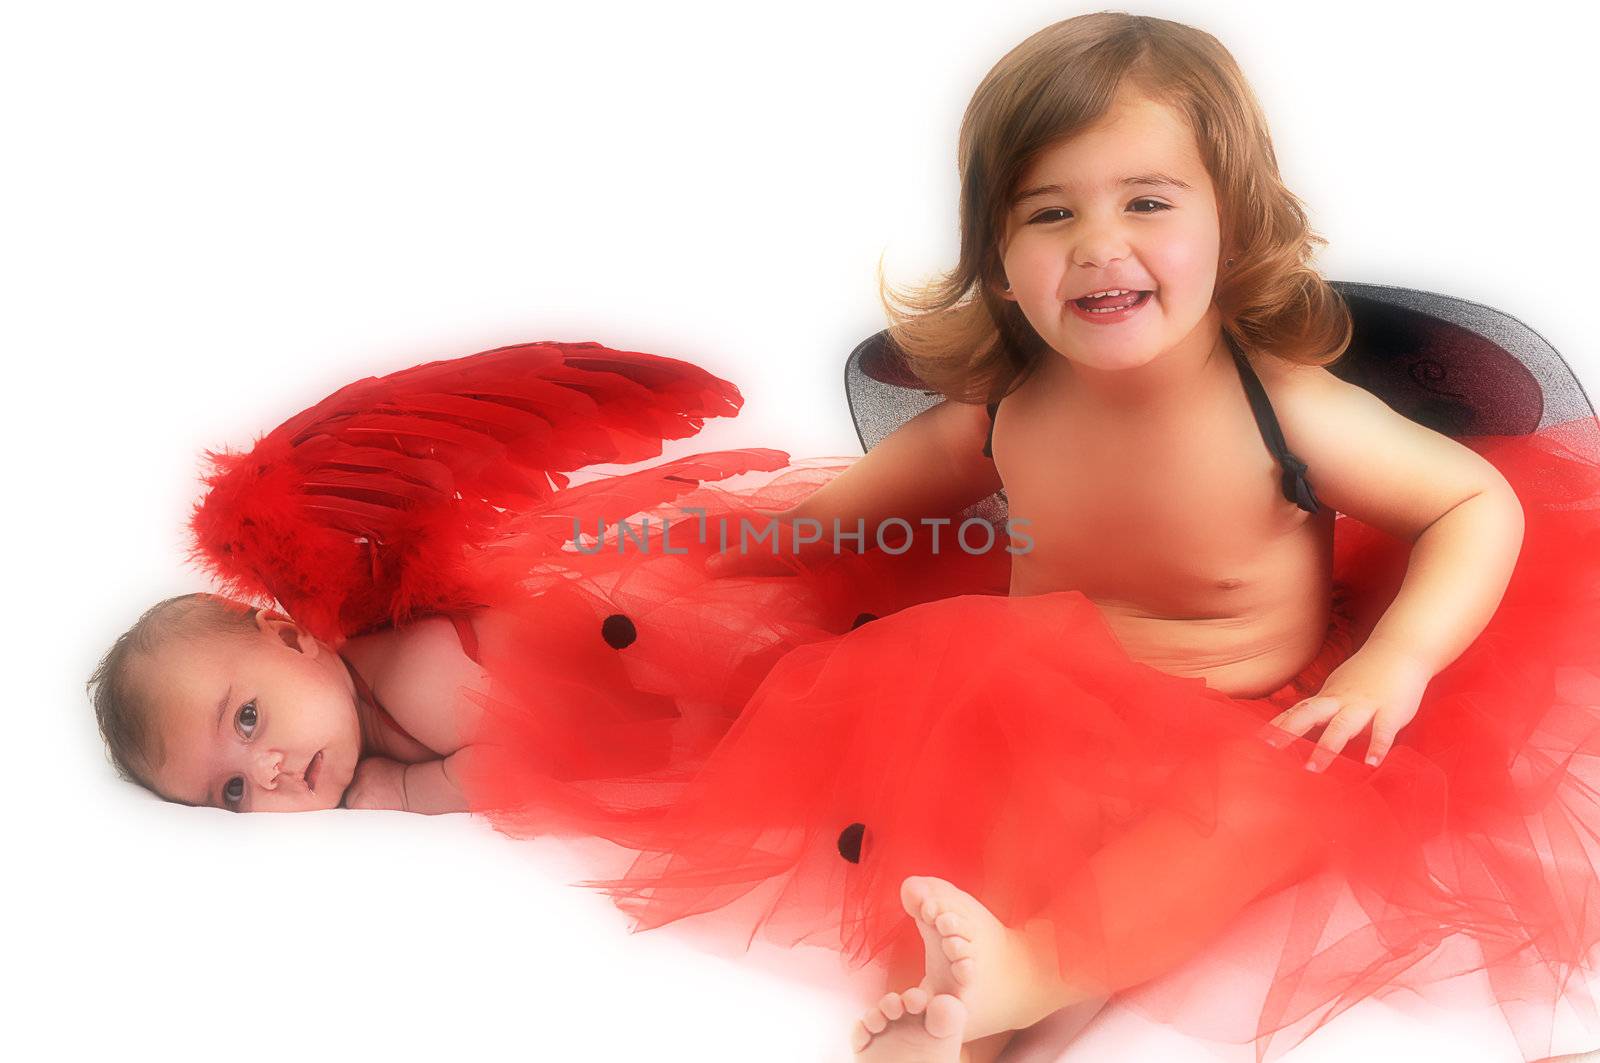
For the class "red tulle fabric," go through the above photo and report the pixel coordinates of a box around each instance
[459,454,1012,839]
[460,418,1600,1063]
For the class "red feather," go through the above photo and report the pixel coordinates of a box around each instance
[186,340,763,646]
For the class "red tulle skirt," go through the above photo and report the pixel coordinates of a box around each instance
[460,420,1600,1063]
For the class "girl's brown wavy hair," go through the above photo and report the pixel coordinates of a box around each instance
[878,12,1352,404]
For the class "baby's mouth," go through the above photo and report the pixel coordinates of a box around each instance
[306,750,324,792]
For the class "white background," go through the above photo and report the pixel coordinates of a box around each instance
[5,1,1597,1061]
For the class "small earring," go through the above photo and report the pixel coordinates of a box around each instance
[1225,258,1235,268]
[1002,281,1011,291]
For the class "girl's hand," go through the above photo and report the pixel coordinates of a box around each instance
[1260,638,1433,771]
[703,508,831,579]
[340,756,409,811]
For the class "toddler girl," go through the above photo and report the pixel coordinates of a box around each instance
[464,14,1600,1063]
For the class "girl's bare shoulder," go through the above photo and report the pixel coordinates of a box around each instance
[1250,351,1514,541]
[1247,349,1331,389]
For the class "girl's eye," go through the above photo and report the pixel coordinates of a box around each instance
[235,699,259,739]
[1028,199,1171,224]
[223,775,245,809]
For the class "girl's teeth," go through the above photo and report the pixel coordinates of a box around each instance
[1077,290,1147,312]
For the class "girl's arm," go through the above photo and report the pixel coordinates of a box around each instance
[1260,366,1526,769]
[730,400,1004,570]
[792,398,1004,533]
[1273,366,1525,674]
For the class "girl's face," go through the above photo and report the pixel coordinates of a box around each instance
[136,611,363,812]
[997,89,1224,374]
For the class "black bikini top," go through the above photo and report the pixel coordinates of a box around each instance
[981,343,1323,515]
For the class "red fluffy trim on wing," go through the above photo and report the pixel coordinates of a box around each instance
[187,340,750,645]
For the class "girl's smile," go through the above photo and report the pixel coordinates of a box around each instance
[1067,288,1155,323]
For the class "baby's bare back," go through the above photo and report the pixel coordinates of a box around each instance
[995,353,1336,699]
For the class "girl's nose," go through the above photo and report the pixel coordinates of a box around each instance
[1070,219,1131,271]
[1072,240,1129,273]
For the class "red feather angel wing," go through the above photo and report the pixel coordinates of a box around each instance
[186,339,788,646]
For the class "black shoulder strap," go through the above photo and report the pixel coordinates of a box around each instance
[982,400,1000,458]
[1230,346,1323,514]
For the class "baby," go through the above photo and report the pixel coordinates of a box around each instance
[87,592,498,814]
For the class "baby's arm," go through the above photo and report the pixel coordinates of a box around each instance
[402,750,473,814]
[342,750,474,813]
[343,610,509,813]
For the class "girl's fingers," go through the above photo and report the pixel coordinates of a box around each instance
[1364,710,1406,768]
[1307,704,1376,771]
[1264,696,1398,771]
[1264,697,1335,741]
[1364,728,1394,768]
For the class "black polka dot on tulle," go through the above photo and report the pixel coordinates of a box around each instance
[838,822,868,863]
[851,612,878,630]
[601,613,637,649]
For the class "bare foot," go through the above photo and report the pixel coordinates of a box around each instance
[901,875,1079,1042]
[850,987,966,1061]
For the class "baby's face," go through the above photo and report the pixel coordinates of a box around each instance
[135,612,363,812]
[997,87,1224,372]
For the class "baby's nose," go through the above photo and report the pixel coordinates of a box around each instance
[250,750,286,788]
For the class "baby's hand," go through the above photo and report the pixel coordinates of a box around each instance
[340,756,409,811]
[1260,638,1432,772]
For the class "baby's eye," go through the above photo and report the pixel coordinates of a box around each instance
[222,776,245,809]
[235,699,259,739]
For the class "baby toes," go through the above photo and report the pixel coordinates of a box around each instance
[940,934,973,963]
[876,992,906,1022]
[934,911,968,938]
[900,986,930,1014]
[923,994,968,1041]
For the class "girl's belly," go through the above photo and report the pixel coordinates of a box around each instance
[1007,544,1337,699]
[1084,598,1334,699]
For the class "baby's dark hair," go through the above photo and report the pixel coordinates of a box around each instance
[87,592,261,794]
